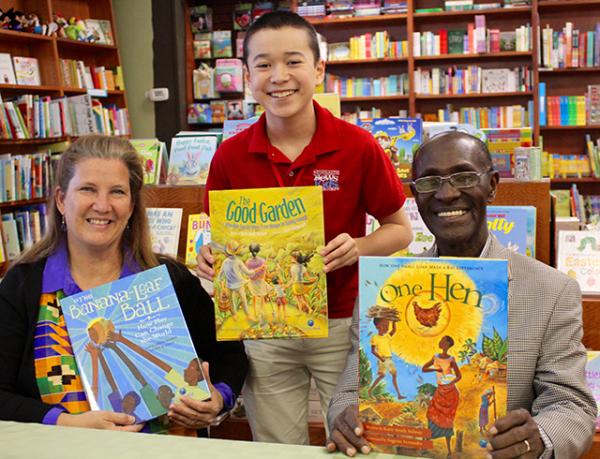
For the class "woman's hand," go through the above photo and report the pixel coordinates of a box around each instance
[168,361,224,429]
[57,410,144,432]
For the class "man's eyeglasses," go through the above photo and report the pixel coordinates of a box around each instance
[412,170,494,194]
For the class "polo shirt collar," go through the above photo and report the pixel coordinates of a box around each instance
[247,101,342,164]
[42,240,141,296]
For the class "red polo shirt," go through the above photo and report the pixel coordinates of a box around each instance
[205,101,406,318]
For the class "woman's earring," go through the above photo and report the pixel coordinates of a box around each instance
[61,215,66,232]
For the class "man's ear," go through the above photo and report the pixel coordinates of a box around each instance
[487,171,500,203]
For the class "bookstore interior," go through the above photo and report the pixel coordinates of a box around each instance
[1,0,600,457]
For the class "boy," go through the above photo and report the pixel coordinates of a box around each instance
[368,317,403,400]
[196,11,412,445]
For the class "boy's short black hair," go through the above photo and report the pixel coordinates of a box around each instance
[243,11,320,65]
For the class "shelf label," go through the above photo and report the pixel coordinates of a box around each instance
[87,89,108,98]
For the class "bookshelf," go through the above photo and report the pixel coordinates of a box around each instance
[0,0,128,275]
[184,0,600,192]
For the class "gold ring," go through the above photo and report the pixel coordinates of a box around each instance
[524,439,531,453]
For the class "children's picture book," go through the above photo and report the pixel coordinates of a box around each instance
[359,257,508,458]
[146,208,183,258]
[130,138,168,185]
[212,30,233,58]
[222,117,258,140]
[358,118,423,181]
[0,53,16,84]
[398,198,435,256]
[487,206,536,257]
[85,19,114,45]
[12,56,41,86]
[60,265,210,422]
[166,135,218,185]
[557,231,600,295]
[585,351,600,431]
[209,186,328,340]
[215,59,243,93]
[185,213,211,267]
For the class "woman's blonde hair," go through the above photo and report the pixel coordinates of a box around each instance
[17,135,159,269]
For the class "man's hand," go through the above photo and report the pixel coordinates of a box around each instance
[486,408,544,458]
[168,361,224,429]
[326,405,371,457]
[321,233,359,273]
[195,245,215,280]
[57,410,143,432]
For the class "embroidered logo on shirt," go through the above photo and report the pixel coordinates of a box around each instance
[313,169,340,191]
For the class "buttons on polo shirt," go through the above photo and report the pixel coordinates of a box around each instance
[289,171,295,177]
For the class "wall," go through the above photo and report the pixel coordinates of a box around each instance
[113,0,156,138]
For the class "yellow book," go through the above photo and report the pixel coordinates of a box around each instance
[313,93,341,117]
[209,186,328,340]
[185,213,211,267]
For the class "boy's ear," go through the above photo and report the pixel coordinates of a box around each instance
[315,59,325,86]
[244,65,250,84]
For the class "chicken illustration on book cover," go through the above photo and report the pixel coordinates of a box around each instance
[60,265,210,423]
[359,257,508,458]
[209,186,327,341]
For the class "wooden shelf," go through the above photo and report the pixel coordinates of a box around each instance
[326,57,408,65]
[0,29,53,43]
[538,0,600,9]
[0,84,62,93]
[539,67,600,74]
[414,6,531,19]
[0,197,48,210]
[415,91,533,99]
[541,125,600,130]
[0,137,67,145]
[341,95,409,102]
[550,177,600,183]
[56,38,118,51]
[308,13,407,25]
[62,87,126,95]
[414,51,532,62]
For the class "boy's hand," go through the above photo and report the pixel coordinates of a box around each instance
[321,233,359,273]
[195,245,215,280]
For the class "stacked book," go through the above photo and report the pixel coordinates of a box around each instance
[297,0,327,17]
[325,73,409,97]
[539,22,600,69]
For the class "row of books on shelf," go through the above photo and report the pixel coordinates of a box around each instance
[539,22,600,70]
[187,100,262,125]
[0,54,41,86]
[413,23,529,57]
[324,73,408,97]
[413,66,532,95]
[539,84,600,127]
[433,102,533,128]
[192,30,243,60]
[553,186,600,226]
[0,151,55,203]
[0,93,130,139]
[59,60,124,91]
[327,32,408,61]
[0,204,48,261]
[193,60,245,100]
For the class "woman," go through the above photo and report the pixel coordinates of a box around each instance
[0,135,248,434]
[245,243,269,321]
[422,335,462,458]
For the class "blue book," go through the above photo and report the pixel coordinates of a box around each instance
[61,265,210,422]
[487,205,536,257]
[358,257,508,456]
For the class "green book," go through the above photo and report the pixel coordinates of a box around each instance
[415,7,444,12]
[447,30,465,54]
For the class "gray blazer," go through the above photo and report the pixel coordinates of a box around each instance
[327,236,597,458]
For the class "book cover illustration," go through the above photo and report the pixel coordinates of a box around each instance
[167,136,218,185]
[209,186,328,341]
[358,118,423,181]
[359,257,508,458]
[131,138,167,185]
[585,351,600,431]
[222,117,258,141]
[487,206,536,257]
[12,56,41,86]
[146,208,183,258]
[185,213,211,267]
[0,53,16,84]
[557,231,600,295]
[60,265,210,422]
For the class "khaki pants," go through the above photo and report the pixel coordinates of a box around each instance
[242,316,353,445]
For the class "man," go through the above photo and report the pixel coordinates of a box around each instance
[326,131,597,458]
